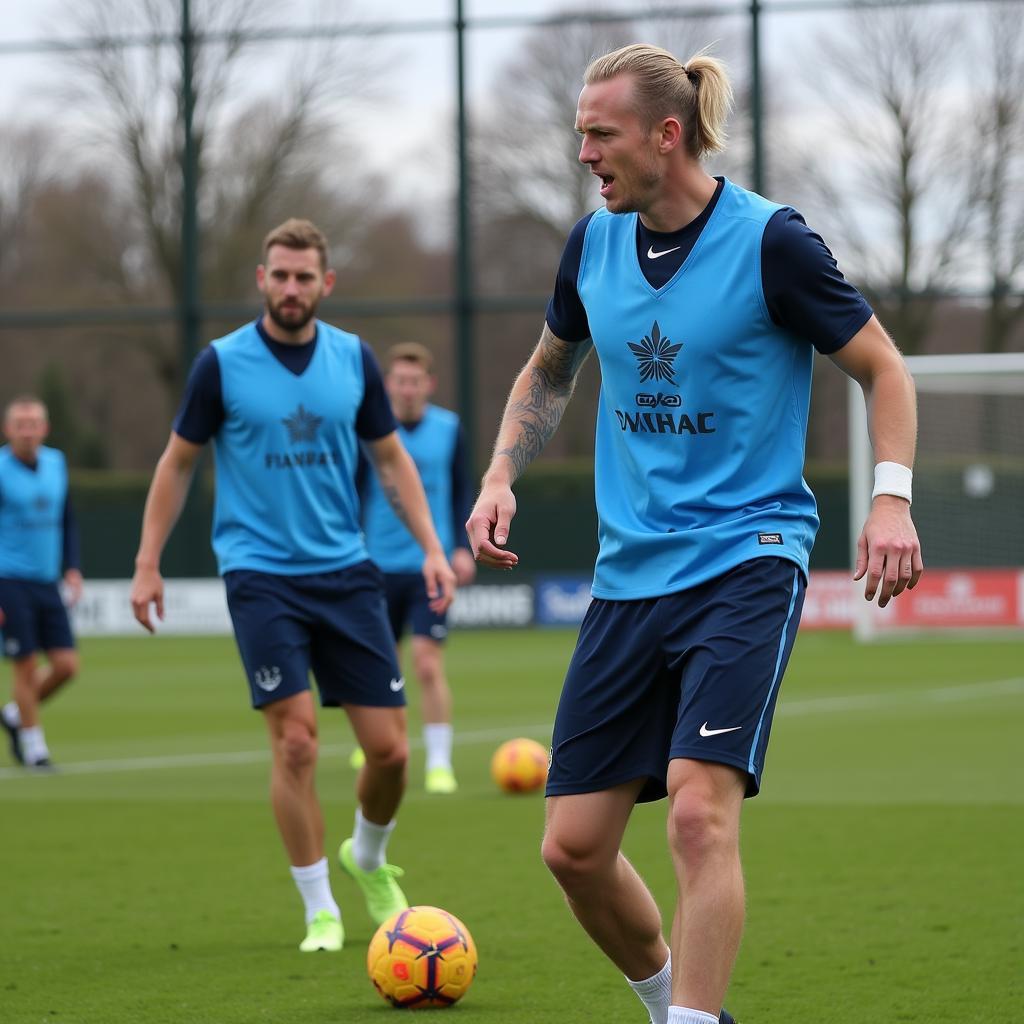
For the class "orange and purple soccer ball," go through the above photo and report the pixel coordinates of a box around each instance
[367,905,478,1009]
[490,737,548,794]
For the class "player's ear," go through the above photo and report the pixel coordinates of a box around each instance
[255,264,266,292]
[322,268,337,296]
[427,374,437,397]
[659,116,683,154]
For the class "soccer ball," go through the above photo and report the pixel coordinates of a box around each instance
[367,905,478,1009]
[491,737,548,794]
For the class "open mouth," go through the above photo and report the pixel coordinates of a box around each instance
[597,173,614,197]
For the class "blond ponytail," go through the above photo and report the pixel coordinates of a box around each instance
[585,43,733,159]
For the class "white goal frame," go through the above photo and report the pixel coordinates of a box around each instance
[848,351,1024,640]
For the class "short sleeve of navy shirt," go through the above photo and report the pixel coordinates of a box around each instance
[545,197,873,356]
[173,321,396,444]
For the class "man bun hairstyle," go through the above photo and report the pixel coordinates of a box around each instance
[584,43,733,159]
[262,218,329,271]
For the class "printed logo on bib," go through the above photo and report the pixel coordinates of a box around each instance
[758,533,783,545]
[615,321,716,437]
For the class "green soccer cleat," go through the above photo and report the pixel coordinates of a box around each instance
[425,765,458,794]
[338,838,409,925]
[299,910,344,952]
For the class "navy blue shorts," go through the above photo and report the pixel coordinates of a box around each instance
[0,578,75,660]
[223,561,404,710]
[547,558,806,802]
[383,572,448,643]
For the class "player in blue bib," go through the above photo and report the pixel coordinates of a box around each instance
[0,396,83,771]
[359,343,476,794]
[130,219,456,954]
[467,45,924,1024]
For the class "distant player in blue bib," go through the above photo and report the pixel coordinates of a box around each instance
[0,396,83,771]
[359,343,476,795]
[130,219,456,954]
[466,45,924,1024]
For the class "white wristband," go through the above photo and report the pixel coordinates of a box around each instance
[872,461,912,504]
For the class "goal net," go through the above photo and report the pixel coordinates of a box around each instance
[848,352,1024,640]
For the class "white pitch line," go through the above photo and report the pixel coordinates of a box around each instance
[0,722,553,782]
[778,676,1024,717]
[0,678,1021,783]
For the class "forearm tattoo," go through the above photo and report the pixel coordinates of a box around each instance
[382,482,410,526]
[495,329,592,479]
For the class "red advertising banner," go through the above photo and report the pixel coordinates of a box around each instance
[801,569,1024,630]
[871,569,1022,629]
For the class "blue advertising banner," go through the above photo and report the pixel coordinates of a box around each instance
[535,576,592,627]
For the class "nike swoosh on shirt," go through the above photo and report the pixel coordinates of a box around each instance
[699,722,742,737]
[647,245,681,259]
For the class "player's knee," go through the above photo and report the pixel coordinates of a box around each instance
[52,651,79,683]
[277,721,318,773]
[363,734,409,773]
[667,787,730,867]
[57,651,78,684]
[412,651,443,689]
[540,829,604,887]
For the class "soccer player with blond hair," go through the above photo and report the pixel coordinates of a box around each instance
[467,44,923,1024]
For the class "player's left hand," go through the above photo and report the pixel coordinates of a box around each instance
[63,569,84,607]
[854,495,923,607]
[451,547,477,588]
[422,549,457,614]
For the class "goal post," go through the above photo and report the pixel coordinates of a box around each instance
[848,352,1024,640]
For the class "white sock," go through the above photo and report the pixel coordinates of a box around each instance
[352,808,396,872]
[20,725,48,764]
[289,858,340,924]
[667,1008,718,1024]
[2,702,20,728]
[627,955,672,1024]
[423,723,453,772]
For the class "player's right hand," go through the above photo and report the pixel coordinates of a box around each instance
[466,481,519,570]
[130,566,165,633]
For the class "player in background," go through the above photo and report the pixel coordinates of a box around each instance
[130,219,456,953]
[466,45,923,1024]
[0,396,83,771]
[357,343,476,794]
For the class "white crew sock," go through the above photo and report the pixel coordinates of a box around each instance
[289,858,340,924]
[627,955,672,1024]
[2,702,20,728]
[667,1008,718,1024]
[423,723,453,772]
[352,808,396,872]
[20,725,49,764]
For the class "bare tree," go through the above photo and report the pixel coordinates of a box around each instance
[473,13,635,260]
[970,3,1024,353]
[0,125,61,285]
[788,3,974,354]
[52,0,385,393]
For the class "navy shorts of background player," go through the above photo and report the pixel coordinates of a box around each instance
[382,573,449,643]
[543,176,874,796]
[0,579,74,660]
[224,561,403,710]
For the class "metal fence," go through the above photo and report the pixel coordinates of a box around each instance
[1,0,1021,475]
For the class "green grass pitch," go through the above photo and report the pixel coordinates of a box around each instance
[1,628,1021,1022]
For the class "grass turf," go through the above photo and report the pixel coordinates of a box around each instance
[1,629,1021,1022]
